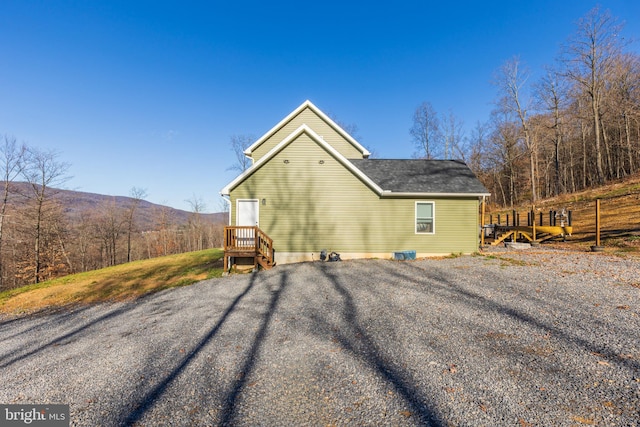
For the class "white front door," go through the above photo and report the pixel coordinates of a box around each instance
[237,199,259,226]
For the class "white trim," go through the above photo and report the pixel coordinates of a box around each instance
[383,192,491,198]
[236,198,259,226]
[415,201,435,235]
[221,124,384,196]
[243,100,371,158]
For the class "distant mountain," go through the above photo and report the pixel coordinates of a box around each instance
[7,182,228,229]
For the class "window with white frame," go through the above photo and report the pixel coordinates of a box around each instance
[415,202,434,234]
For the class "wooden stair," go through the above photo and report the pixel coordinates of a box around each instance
[223,226,275,272]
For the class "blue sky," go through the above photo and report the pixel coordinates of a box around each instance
[1,1,638,212]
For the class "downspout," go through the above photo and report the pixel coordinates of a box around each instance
[220,194,232,225]
[480,196,486,248]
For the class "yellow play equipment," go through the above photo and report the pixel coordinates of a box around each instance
[483,208,573,246]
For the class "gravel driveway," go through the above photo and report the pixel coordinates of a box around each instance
[1,248,639,426]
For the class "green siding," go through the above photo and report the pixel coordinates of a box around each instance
[251,107,365,161]
[231,133,480,255]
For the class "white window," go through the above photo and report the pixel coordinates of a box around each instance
[416,202,435,234]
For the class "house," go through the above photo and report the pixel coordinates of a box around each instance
[220,100,490,266]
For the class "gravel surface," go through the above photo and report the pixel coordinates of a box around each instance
[1,247,639,426]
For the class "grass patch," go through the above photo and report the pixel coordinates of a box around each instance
[484,255,538,267]
[0,249,224,317]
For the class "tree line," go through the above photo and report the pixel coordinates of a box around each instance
[1,137,225,290]
[411,7,639,207]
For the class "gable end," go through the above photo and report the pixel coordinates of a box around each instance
[244,100,371,160]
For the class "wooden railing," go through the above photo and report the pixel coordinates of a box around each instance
[255,227,274,263]
[224,226,256,251]
[223,226,275,271]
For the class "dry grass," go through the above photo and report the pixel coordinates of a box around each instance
[0,249,224,317]
[486,172,640,256]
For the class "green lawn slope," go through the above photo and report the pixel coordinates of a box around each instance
[0,248,224,317]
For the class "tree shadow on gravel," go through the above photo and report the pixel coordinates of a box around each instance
[0,304,136,369]
[0,305,94,344]
[218,269,289,426]
[330,258,640,424]
[374,260,640,373]
[121,271,266,426]
[316,263,446,426]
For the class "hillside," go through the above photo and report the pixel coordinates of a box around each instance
[7,182,228,229]
[486,172,640,253]
[0,249,224,317]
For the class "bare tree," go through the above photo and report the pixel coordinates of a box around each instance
[73,210,96,272]
[154,204,175,256]
[488,110,527,207]
[0,136,26,288]
[217,196,230,214]
[185,194,206,252]
[535,66,570,195]
[94,198,124,267]
[227,135,255,173]
[125,187,147,262]
[441,110,466,160]
[495,57,538,202]
[426,7,637,208]
[562,6,626,184]
[467,121,490,174]
[327,113,363,142]
[608,53,640,175]
[21,147,70,283]
[410,102,442,159]
[44,200,73,279]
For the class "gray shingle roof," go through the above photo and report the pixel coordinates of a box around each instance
[349,159,490,195]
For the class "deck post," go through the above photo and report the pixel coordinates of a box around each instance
[532,205,536,241]
[595,199,601,246]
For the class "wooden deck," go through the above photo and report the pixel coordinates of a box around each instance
[223,226,275,272]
